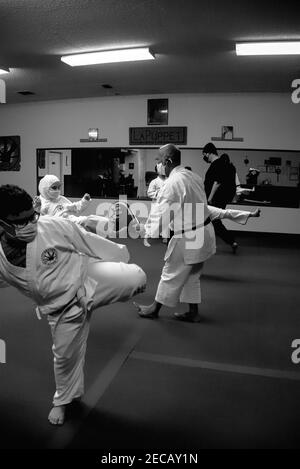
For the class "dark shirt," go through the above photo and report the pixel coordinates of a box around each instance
[204,158,236,207]
[0,232,27,268]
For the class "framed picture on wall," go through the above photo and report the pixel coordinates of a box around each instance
[0,135,21,171]
[221,126,234,140]
[147,99,168,125]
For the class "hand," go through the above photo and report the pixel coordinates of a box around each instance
[84,193,91,201]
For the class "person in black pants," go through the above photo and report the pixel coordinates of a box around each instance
[202,143,238,253]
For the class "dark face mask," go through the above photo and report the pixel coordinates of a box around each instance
[203,155,209,163]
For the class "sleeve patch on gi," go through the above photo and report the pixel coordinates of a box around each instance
[53,205,65,214]
[41,248,58,266]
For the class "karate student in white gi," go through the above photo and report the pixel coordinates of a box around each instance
[146,163,168,245]
[35,174,110,236]
[0,185,147,425]
[36,175,141,239]
[135,144,260,323]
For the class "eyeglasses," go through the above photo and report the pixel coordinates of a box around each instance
[1,211,40,230]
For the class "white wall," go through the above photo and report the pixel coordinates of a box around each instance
[0,92,299,233]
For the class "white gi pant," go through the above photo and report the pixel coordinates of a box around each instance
[155,236,204,308]
[47,260,146,406]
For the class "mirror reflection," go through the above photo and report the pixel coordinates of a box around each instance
[36,147,300,207]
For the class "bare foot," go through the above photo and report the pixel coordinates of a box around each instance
[252,208,261,217]
[48,405,66,426]
[133,302,159,319]
[143,238,151,247]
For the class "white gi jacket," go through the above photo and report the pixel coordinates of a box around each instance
[145,166,216,265]
[147,177,166,200]
[0,217,129,316]
[40,194,90,218]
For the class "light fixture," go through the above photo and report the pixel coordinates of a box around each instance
[0,68,9,75]
[88,128,99,141]
[236,42,300,56]
[61,47,155,66]
[80,128,107,143]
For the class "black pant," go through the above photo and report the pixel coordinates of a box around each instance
[212,201,235,246]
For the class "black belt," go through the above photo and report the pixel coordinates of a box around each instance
[171,217,211,237]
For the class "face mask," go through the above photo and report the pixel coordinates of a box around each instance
[48,188,61,200]
[14,223,38,243]
[203,155,210,163]
[156,162,166,176]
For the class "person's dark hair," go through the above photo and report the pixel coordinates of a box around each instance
[202,143,218,156]
[219,153,230,164]
[185,166,192,171]
[0,185,33,220]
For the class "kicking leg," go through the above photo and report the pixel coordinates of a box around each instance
[88,260,147,308]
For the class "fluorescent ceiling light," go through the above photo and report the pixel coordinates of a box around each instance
[61,47,155,66]
[236,42,300,56]
[0,68,9,75]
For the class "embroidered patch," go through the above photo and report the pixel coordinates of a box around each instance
[41,248,58,266]
[54,205,65,214]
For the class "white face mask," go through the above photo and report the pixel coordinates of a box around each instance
[14,223,38,243]
[48,188,61,200]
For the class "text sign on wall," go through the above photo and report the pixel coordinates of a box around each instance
[129,127,187,145]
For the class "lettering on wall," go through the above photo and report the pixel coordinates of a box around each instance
[129,127,187,145]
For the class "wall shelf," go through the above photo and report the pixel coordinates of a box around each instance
[80,138,108,142]
[211,137,244,142]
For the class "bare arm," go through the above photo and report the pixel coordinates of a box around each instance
[208,181,221,203]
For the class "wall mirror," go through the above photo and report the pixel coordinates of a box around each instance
[36,147,300,207]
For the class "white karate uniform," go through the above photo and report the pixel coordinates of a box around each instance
[38,174,109,237]
[0,217,146,405]
[145,166,252,308]
[147,176,166,200]
[40,194,90,218]
[147,176,168,238]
